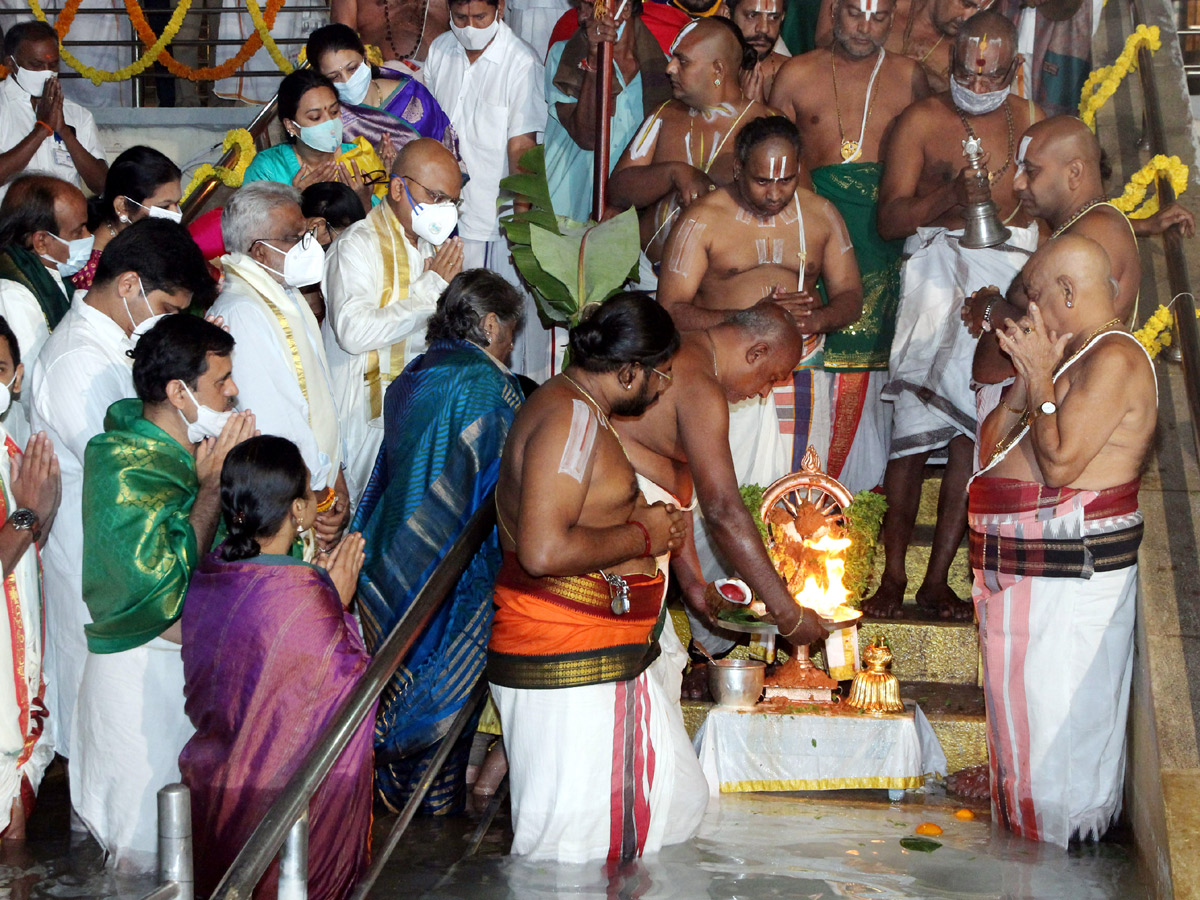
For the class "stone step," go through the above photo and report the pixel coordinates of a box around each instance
[682,680,988,775]
[854,619,980,686]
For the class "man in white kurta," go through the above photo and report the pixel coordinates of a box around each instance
[422,4,548,377]
[322,139,464,503]
[210,183,350,535]
[0,21,106,201]
[0,421,57,839]
[28,219,212,760]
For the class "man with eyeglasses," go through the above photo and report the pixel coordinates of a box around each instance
[868,10,1041,622]
[209,182,352,558]
[321,138,465,505]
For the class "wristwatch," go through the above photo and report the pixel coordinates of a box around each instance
[1030,400,1057,420]
[8,508,41,542]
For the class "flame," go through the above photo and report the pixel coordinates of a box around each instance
[793,533,852,617]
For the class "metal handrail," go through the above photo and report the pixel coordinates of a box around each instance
[208,495,498,900]
[1132,0,1200,457]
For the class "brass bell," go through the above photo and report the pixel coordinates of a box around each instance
[958,136,1012,250]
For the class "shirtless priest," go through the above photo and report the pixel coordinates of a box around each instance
[971,235,1156,847]
[657,114,861,656]
[487,293,707,863]
[770,0,929,493]
[607,17,779,269]
[868,10,1041,621]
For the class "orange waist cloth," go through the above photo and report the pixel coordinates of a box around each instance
[489,552,665,658]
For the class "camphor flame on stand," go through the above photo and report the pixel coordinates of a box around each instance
[791,533,852,618]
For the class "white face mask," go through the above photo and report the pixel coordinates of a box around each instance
[399,177,458,246]
[127,197,183,225]
[41,232,94,278]
[177,381,234,443]
[450,15,501,52]
[950,78,1010,117]
[257,234,327,288]
[12,64,54,98]
[0,375,14,417]
[334,61,373,106]
[123,276,166,342]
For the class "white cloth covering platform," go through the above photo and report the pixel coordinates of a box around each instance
[694,700,946,797]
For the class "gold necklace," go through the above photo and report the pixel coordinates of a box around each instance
[1050,197,1111,239]
[831,48,883,162]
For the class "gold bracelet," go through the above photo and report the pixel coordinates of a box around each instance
[999,398,1025,415]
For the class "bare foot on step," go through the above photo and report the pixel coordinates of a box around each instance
[862,577,906,618]
[915,583,974,621]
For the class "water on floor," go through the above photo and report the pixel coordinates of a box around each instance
[371,786,1145,900]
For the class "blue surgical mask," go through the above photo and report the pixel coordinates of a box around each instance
[42,232,95,278]
[296,118,344,154]
[334,61,373,106]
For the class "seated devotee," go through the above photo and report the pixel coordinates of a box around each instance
[210,182,352,558]
[608,17,778,268]
[489,292,707,863]
[970,235,1156,847]
[181,436,372,900]
[0,21,107,199]
[73,146,183,292]
[28,220,213,760]
[612,302,832,653]
[0,174,89,368]
[302,181,368,248]
[422,0,546,370]
[74,314,255,873]
[306,24,462,172]
[770,0,929,493]
[815,0,982,91]
[721,0,788,102]
[868,11,1040,621]
[352,269,524,814]
[242,70,387,213]
[322,138,465,504]
[0,317,58,843]
[966,116,1140,396]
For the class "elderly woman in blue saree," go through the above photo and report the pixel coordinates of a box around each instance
[351,269,524,813]
[307,25,464,176]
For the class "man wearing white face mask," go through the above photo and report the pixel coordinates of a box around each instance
[865,10,1043,622]
[27,219,215,765]
[322,139,465,505]
[74,314,255,873]
[0,22,107,201]
[422,0,547,371]
[0,175,91,370]
[210,182,353,556]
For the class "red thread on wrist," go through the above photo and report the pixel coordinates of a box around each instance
[35,120,53,134]
[627,519,652,558]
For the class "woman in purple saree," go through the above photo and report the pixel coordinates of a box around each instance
[307,25,464,175]
[179,436,373,900]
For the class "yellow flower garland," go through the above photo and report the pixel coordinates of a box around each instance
[1134,304,1181,359]
[28,0,190,84]
[1110,154,1190,219]
[245,0,295,76]
[1079,24,1161,131]
[181,128,256,201]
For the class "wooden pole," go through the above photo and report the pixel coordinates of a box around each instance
[591,28,614,221]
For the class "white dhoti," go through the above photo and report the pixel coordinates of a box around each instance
[884,225,1037,460]
[71,637,195,873]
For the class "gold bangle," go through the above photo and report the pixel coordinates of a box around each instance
[999,398,1025,415]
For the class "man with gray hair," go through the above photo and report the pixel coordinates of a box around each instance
[209,182,351,554]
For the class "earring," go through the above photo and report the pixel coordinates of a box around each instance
[1066,300,1073,308]
[714,78,722,86]
[118,214,131,225]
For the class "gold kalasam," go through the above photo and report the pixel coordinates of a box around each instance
[847,641,905,715]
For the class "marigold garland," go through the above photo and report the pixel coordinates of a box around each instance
[1110,154,1190,219]
[1134,304,1179,359]
[181,127,256,201]
[1079,24,1161,131]
[245,0,295,76]
[128,0,286,81]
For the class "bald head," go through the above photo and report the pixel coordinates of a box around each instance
[1025,234,1118,324]
[388,137,462,226]
[391,137,460,184]
[1023,116,1101,171]
[1013,116,1104,222]
[953,10,1017,69]
[0,174,88,256]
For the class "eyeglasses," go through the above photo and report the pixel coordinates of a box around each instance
[251,228,319,253]
[393,174,464,210]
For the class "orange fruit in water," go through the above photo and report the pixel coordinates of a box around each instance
[915,822,943,836]
[955,809,976,821]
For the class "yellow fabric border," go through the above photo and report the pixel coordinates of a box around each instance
[719,775,926,793]
[365,203,411,419]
